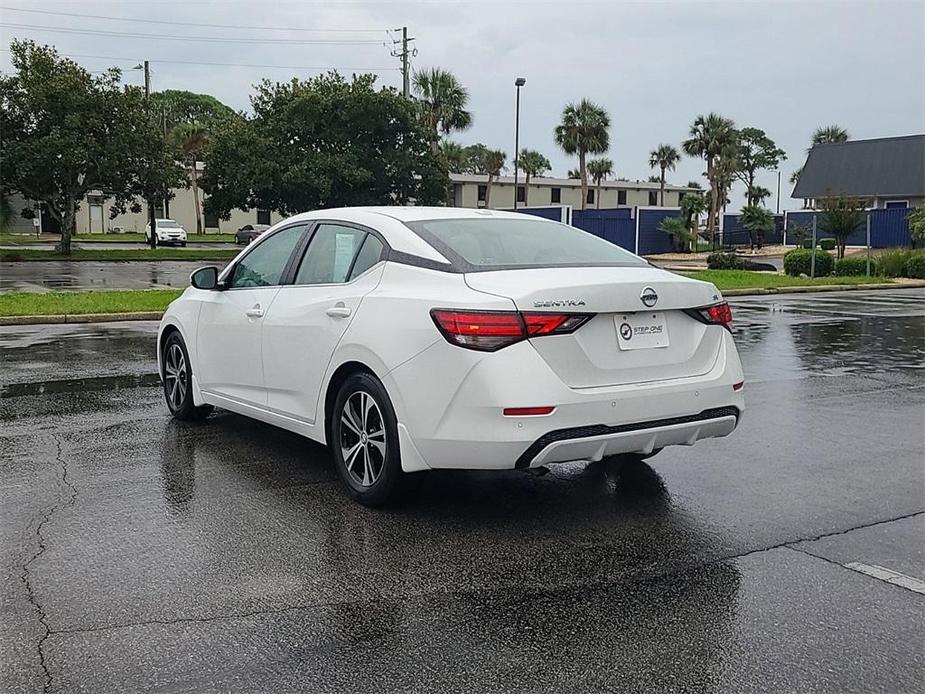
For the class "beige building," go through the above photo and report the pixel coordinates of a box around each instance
[450,173,698,210]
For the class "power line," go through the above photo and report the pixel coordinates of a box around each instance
[0,6,385,33]
[0,22,386,45]
[0,48,399,72]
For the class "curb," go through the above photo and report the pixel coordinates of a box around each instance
[1,282,923,327]
[0,311,164,326]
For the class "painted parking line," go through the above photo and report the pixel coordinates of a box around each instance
[844,562,925,595]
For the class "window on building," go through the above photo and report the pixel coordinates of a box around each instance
[617,190,627,205]
[257,209,271,225]
[477,185,487,203]
[551,187,561,204]
[648,191,659,206]
[516,186,526,203]
[586,189,595,205]
[204,208,219,229]
[884,200,908,209]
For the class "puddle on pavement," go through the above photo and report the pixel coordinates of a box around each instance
[0,373,161,398]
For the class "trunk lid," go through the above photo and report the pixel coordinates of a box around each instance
[465,266,725,388]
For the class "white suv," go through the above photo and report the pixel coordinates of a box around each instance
[146,219,188,247]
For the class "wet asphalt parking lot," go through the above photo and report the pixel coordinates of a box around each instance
[1,289,923,693]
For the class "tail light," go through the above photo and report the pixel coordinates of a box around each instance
[685,302,733,331]
[431,309,592,352]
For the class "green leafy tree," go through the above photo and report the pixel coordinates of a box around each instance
[735,128,785,206]
[748,185,772,206]
[516,149,551,206]
[554,99,610,210]
[169,122,210,234]
[687,180,703,190]
[412,68,472,152]
[202,72,447,217]
[150,89,237,131]
[649,144,681,206]
[683,113,738,246]
[0,40,182,253]
[819,194,865,259]
[0,191,13,231]
[739,205,775,250]
[440,141,470,174]
[566,168,582,180]
[587,158,613,209]
[908,207,925,249]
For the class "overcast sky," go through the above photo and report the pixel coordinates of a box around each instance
[2,0,923,210]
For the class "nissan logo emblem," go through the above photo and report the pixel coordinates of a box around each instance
[640,287,658,308]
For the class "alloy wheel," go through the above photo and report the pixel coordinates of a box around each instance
[164,343,188,411]
[340,391,387,487]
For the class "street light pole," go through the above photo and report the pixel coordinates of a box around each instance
[135,61,158,249]
[776,170,781,215]
[512,77,525,210]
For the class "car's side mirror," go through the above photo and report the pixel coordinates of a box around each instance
[190,266,220,290]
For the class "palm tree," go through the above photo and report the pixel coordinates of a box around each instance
[440,141,470,174]
[470,147,505,207]
[681,192,706,250]
[747,185,772,206]
[810,124,849,150]
[683,113,737,246]
[649,144,680,206]
[586,158,613,209]
[554,99,610,210]
[739,204,775,250]
[412,68,472,152]
[566,168,581,180]
[515,149,551,206]
[169,122,210,234]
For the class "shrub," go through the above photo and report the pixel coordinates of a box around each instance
[905,252,925,279]
[834,257,877,276]
[877,249,910,278]
[707,251,746,270]
[819,238,836,251]
[784,248,833,276]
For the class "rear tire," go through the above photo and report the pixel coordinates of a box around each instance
[161,332,213,421]
[330,373,404,507]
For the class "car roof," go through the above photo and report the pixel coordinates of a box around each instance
[272,206,552,263]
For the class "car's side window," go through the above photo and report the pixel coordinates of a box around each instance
[230,225,305,288]
[294,224,367,285]
[348,234,384,280]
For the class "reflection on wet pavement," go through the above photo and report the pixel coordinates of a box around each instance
[0,260,229,293]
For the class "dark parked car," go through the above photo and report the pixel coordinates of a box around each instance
[235,224,270,245]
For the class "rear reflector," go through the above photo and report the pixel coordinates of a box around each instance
[733,381,744,391]
[431,309,592,352]
[503,406,555,416]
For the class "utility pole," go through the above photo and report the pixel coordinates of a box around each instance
[143,60,157,250]
[392,27,414,98]
[513,77,526,210]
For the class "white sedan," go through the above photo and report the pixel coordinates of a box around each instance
[146,218,188,246]
[158,207,744,505]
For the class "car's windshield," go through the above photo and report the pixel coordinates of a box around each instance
[157,220,181,228]
[405,217,647,270]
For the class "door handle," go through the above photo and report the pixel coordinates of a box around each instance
[245,304,264,318]
[326,304,352,318]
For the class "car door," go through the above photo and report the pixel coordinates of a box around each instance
[261,223,386,424]
[196,224,307,406]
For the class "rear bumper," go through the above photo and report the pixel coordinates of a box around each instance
[385,328,745,471]
[517,406,739,468]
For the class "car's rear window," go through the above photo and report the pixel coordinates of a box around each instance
[405,217,646,270]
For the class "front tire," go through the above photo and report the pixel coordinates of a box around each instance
[331,373,403,506]
[162,332,213,421]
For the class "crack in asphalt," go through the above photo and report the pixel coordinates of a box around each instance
[45,509,924,641]
[20,434,78,693]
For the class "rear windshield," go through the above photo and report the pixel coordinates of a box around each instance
[405,217,646,270]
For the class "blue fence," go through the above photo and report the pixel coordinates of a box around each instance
[512,205,914,255]
[572,209,635,250]
[722,213,785,245]
[785,207,912,248]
